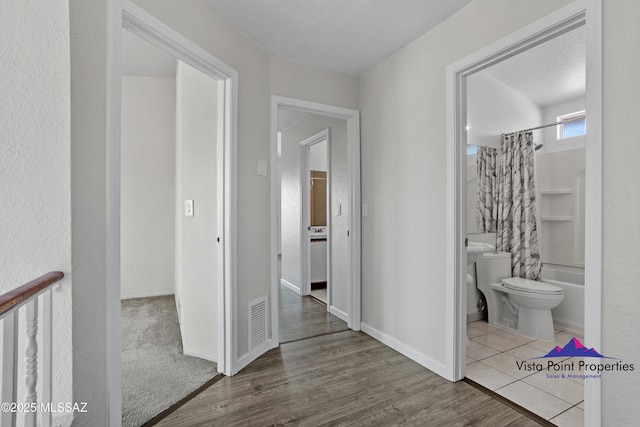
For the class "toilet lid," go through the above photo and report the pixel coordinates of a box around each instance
[501,277,563,294]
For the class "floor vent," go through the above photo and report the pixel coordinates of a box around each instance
[249,297,268,351]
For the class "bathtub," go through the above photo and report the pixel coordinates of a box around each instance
[542,264,584,334]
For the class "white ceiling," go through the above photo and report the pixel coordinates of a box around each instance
[484,25,586,107]
[121,30,177,77]
[206,0,472,76]
[122,3,584,108]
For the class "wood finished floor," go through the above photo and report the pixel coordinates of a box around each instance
[278,285,348,343]
[157,331,542,426]
[156,286,543,426]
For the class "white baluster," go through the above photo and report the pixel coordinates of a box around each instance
[24,299,38,427]
[42,289,53,427]
[2,311,19,427]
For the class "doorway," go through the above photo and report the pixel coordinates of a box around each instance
[109,2,239,421]
[120,28,222,426]
[302,130,330,304]
[119,25,223,426]
[271,96,361,346]
[464,24,586,424]
[445,1,602,425]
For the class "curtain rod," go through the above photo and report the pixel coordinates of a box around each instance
[504,121,564,135]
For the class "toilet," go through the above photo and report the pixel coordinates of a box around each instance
[475,251,564,341]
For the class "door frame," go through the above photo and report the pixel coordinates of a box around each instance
[445,0,602,424]
[300,129,331,301]
[108,0,238,420]
[271,96,361,345]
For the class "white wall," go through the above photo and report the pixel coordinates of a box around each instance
[271,57,359,110]
[174,61,218,360]
[70,0,112,422]
[467,71,543,151]
[466,71,542,233]
[602,0,640,424]
[358,0,573,369]
[280,123,302,292]
[1,1,73,424]
[132,0,271,362]
[121,76,176,299]
[280,114,350,314]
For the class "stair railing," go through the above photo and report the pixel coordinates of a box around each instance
[0,271,64,427]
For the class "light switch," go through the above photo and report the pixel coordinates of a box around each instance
[185,200,194,217]
[257,160,268,176]
[362,203,368,217]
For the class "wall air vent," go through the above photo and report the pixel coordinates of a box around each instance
[249,297,268,351]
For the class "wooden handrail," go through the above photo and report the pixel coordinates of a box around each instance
[0,272,64,317]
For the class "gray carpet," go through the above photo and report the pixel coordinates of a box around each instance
[121,295,218,427]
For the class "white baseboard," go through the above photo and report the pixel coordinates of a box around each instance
[234,339,273,375]
[329,306,349,322]
[120,291,174,300]
[280,278,301,294]
[183,349,217,363]
[361,322,448,379]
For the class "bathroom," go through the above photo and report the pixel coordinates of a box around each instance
[309,139,328,303]
[464,25,586,425]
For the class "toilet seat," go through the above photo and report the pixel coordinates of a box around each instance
[501,277,562,295]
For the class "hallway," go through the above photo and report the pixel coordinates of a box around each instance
[154,289,544,426]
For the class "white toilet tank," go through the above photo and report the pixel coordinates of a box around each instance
[475,251,512,327]
[476,251,511,291]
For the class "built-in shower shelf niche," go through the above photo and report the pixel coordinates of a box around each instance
[540,189,573,195]
[541,216,573,221]
[539,190,573,218]
[539,195,575,267]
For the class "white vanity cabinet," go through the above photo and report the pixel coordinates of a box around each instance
[310,237,327,284]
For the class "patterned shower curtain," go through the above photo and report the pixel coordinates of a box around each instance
[496,132,542,280]
[476,146,498,232]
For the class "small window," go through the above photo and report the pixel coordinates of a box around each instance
[467,144,478,156]
[557,110,586,140]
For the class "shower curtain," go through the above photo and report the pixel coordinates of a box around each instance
[496,131,542,280]
[476,146,498,232]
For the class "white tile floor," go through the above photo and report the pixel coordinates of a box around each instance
[466,320,584,426]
